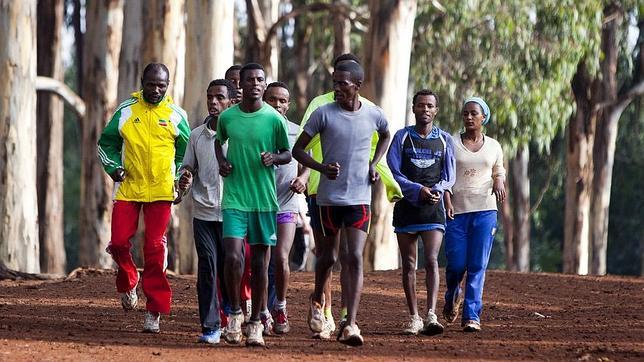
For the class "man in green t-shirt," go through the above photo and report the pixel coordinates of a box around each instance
[215,63,291,347]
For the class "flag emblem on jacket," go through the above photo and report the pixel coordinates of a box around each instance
[158,119,168,127]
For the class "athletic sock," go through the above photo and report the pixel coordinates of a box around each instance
[339,307,347,320]
[324,307,333,320]
[275,300,286,311]
[261,309,271,318]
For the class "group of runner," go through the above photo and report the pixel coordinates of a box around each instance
[97,53,506,348]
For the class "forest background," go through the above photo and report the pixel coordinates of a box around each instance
[0,0,642,278]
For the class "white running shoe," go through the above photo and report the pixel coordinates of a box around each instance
[245,321,265,347]
[463,319,481,332]
[307,296,325,333]
[403,314,424,335]
[224,313,244,344]
[120,273,139,311]
[315,318,336,340]
[422,310,444,336]
[142,311,160,333]
[338,324,363,346]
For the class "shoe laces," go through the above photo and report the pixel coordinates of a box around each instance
[274,309,287,324]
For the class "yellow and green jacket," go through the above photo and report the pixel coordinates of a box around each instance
[98,91,190,202]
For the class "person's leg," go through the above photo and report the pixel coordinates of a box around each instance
[250,244,270,322]
[463,211,496,325]
[193,218,221,336]
[240,238,252,320]
[443,214,469,322]
[275,217,297,307]
[141,201,173,314]
[312,207,341,305]
[420,229,444,314]
[221,210,248,314]
[396,232,419,316]
[107,201,141,295]
[340,227,368,329]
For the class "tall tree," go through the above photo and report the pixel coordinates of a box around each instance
[566,3,644,274]
[140,0,185,104]
[117,0,142,102]
[174,0,235,274]
[361,0,418,270]
[78,0,123,268]
[412,1,601,272]
[36,0,66,274]
[0,0,39,272]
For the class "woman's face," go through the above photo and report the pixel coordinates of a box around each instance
[462,102,485,132]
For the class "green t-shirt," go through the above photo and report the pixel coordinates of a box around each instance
[217,103,290,212]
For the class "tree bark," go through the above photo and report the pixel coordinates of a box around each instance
[510,145,530,272]
[0,0,40,272]
[172,0,234,275]
[564,61,595,275]
[117,0,142,102]
[332,0,351,58]
[36,0,66,274]
[362,0,417,270]
[500,160,515,270]
[78,0,123,268]
[140,0,185,104]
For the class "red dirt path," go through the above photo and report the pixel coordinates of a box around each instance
[1,269,643,361]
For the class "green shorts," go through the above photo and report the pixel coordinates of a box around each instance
[222,209,277,246]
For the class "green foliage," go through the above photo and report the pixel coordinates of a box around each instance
[411,0,602,154]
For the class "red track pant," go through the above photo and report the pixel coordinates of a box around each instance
[107,200,172,314]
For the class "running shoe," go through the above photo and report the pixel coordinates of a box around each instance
[260,311,274,336]
[337,324,363,347]
[120,272,139,311]
[198,330,221,345]
[314,318,336,340]
[243,300,252,324]
[224,312,244,344]
[443,287,462,324]
[245,321,265,347]
[422,311,444,336]
[307,295,325,333]
[142,311,160,333]
[463,320,481,332]
[272,308,290,334]
[403,314,424,335]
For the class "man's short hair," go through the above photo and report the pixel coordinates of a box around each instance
[413,89,439,106]
[333,53,361,67]
[142,63,170,80]
[335,61,364,83]
[225,64,242,77]
[266,81,289,93]
[208,79,236,99]
[239,63,265,82]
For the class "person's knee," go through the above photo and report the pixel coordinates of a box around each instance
[225,251,243,270]
[401,255,416,273]
[344,249,363,270]
[251,252,267,274]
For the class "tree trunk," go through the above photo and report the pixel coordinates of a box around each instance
[36,0,66,274]
[117,0,142,102]
[564,62,595,275]
[175,0,234,274]
[0,0,40,272]
[72,0,83,95]
[510,145,530,272]
[293,16,312,120]
[78,0,123,268]
[140,0,185,104]
[332,0,351,58]
[500,160,515,270]
[361,0,417,270]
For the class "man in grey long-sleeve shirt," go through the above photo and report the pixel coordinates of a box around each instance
[178,79,236,345]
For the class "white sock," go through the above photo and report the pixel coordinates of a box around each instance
[275,300,286,311]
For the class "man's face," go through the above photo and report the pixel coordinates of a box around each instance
[413,94,439,126]
[333,71,360,107]
[141,68,169,104]
[225,70,240,89]
[206,85,231,118]
[240,69,266,102]
[231,89,243,104]
[264,86,290,116]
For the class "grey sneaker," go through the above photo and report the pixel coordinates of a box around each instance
[338,324,363,347]
[142,311,160,333]
[403,314,424,335]
[120,273,139,311]
[422,311,444,336]
[314,318,336,340]
[224,313,244,344]
[245,321,265,347]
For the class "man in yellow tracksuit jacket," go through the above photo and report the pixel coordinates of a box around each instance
[97,63,190,334]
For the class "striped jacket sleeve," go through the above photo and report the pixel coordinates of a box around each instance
[97,110,124,176]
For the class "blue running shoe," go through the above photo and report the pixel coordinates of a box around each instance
[199,330,221,345]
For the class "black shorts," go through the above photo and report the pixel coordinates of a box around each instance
[317,204,371,236]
